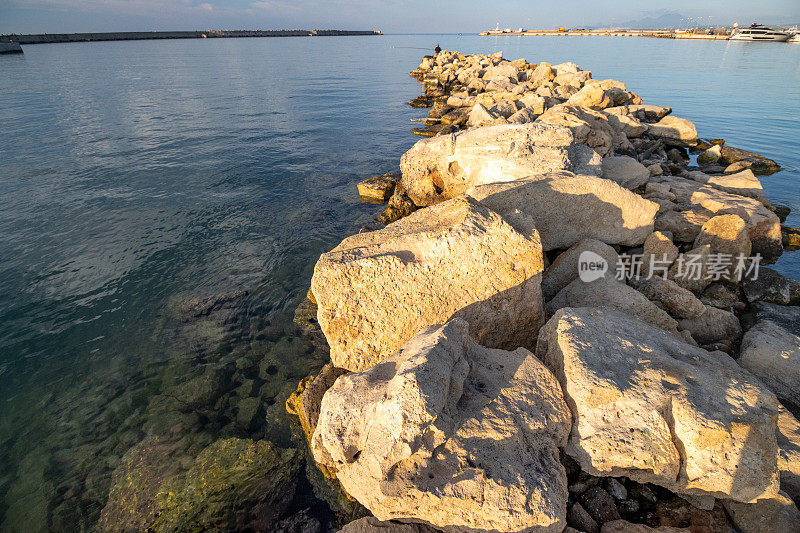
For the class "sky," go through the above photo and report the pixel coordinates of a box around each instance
[1,0,798,35]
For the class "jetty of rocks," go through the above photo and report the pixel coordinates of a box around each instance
[288,49,800,533]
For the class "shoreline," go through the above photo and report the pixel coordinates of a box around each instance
[0,29,382,46]
[481,29,736,41]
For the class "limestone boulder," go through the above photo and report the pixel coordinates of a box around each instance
[601,156,650,190]
[739,315,800,406]
[654,209,711,243]
[693,214,752,281]
[357,172,400,201]
[640,231,679,278]
[529,62,555,88]
[689,169,765,201]
[399,123,602,206]
[604,112,648,137]
[677,305,742,346]
[605,104,672,121]
[722,492,800,533]
[629,276,705,320]
[467,174,659,251]
[777,405,800,505]
[537,307,780,503]
[547,276,682,336]
[648,116,698,146]
[466,103,499,127]
[660,177,781,260]
[311,196,546,372]
[741,267,800,305]
[668,244,713,294]
[541,239,619,301]
[537,104,632,157]
[312,319,571,533]
[566,80,631,110]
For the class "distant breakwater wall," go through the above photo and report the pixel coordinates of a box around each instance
[0,30,382,45]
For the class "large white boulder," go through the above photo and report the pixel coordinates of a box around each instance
[537,104,632,157]
[398,123,602,207]
[739,310,800,406]
[601,155,651,190]
[648,116,699,146]
[537,307,781,503]
[541,239,619,300]
[311,196,545,372]
[466,174,659,251]
[546,277,680,335]
[312,319,571,533]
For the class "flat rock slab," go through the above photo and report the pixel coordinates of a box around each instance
[399,123,602,207]
[357,172,401,201]
[311,195,545,372]
[312,319,571,533]
[537,307,780,503]
[467,173,659,251]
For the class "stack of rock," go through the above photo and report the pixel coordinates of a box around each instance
[290,50,800,533]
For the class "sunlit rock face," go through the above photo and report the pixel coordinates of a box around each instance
[537,307,781,504]
[398,122,602,207]
[311,195,545,372]
[311,319,572,533]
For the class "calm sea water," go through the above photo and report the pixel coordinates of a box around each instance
[0,34,799,530]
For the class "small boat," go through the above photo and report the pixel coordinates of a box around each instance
[788,27,800,43]
[0,40,23,54]
[730,23,792,42]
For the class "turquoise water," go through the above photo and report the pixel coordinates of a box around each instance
[0,34,798,530]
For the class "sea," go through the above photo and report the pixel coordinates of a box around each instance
[1,33,799,531]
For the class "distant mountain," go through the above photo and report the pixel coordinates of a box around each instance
[612,10,686,30]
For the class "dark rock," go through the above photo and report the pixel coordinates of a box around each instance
[783,226,800,251]
[569,502,600,533]
[741,267,800,305]
[274,508,324,533]
[339,517,440,532]
[750,302,800,336]
[699,283,745,311]
[617,499,640,516]
[581,486,621,524]
[606,478,628,500]
[719,145,781,175]
[773,204,791,223]
[629,484,658,506]
[379,192,417,225]
[655,496,732,533]
[408,95,433,108]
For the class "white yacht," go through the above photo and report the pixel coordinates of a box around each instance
[730,23,792,42]
[788,27,800,43]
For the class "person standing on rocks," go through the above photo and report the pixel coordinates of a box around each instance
[434,43,441,54]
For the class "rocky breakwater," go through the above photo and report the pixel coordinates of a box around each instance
[290,50,800,533]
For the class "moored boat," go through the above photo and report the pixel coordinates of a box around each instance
[730,23,792,42]
[0,40,23,54]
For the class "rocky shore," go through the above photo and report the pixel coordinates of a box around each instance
[286,50,800,533]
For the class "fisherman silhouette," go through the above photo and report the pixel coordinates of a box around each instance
[434,44,441,54]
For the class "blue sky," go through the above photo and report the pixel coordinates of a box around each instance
[1,0,798,34]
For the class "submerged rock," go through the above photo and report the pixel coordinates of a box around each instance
[537,307,780,503]
[467,174,659,251]
[312,196,545,372]
[357,172,401,201]
[398,123,601,207]
[99,437,301,532]
[311,319,571,532]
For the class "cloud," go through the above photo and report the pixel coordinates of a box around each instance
[198,2,213,11]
